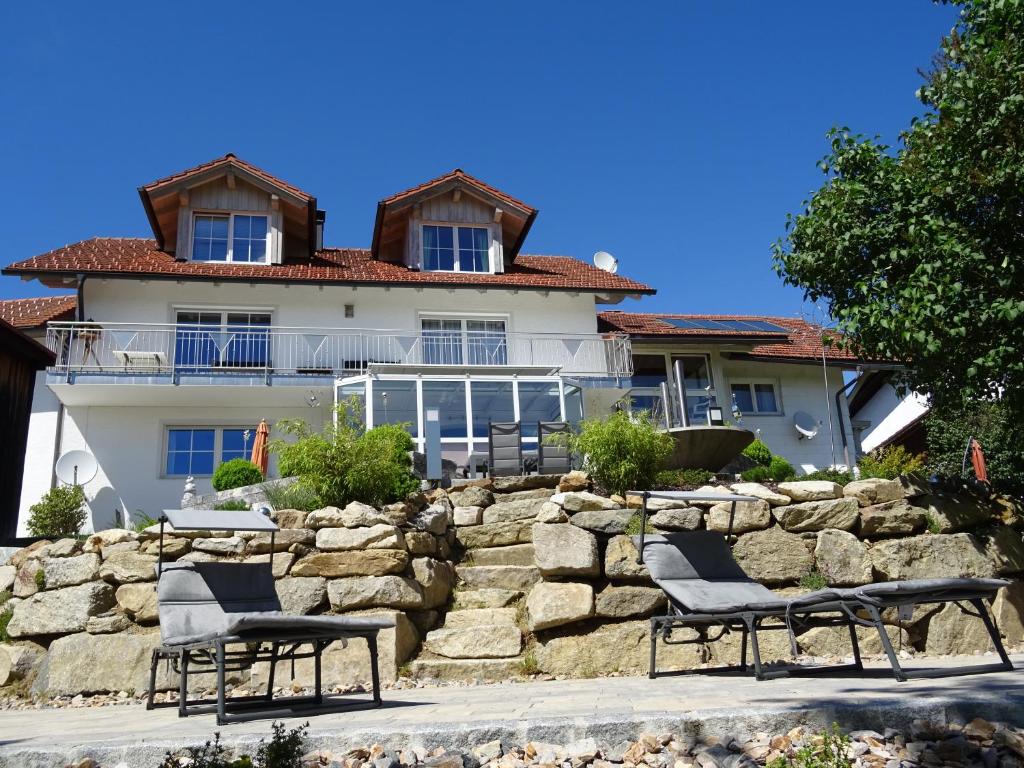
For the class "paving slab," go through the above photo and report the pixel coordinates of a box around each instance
[0,655,1022,767]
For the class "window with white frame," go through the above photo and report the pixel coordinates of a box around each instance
[730,380,781,415]
[192,213,269,263]
[165,426,256,476]
[174,309,272,369]
[422,225,490,272]
[421,317,507,365]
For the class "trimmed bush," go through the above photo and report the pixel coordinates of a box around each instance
[742,439,773,467]
[802,467,853,484]
[768,456,796,481]
[566,409,673,497]
[27,485,87,537]
[212,459,264,491]
[213,499,250,511]
[654,468,714,488]
[857,445,925,481]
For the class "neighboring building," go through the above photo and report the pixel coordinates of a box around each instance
[2,155,652,533]
[597,312,863,473]
[847,370,928,455]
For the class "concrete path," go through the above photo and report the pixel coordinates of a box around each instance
[1,656,1022,768]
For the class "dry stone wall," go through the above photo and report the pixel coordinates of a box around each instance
[1,472,1023,697]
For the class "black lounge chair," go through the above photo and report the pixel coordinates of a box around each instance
[634,490,1013,682]
[146,509,393,724]
[488,421,523,477]
[537,421,571,475]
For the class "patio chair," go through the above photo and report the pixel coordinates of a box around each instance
[634,490,1013,682]
[537,421,571,475]
[488,421,523,477]
[145,508,393,724]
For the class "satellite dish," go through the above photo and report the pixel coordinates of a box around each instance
[793,411,820,440]
[593,251,618,273]
[55,450,98,485]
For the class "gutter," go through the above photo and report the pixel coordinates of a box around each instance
[137,187,164,249]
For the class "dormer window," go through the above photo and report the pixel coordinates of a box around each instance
[423,225,490,272]
[192,213,269,263]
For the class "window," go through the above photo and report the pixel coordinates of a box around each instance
[730,381,781,415]
[174,310,272,369]
[422,225,490,272]
[421,317,507,366]
[165,426,256,476]
[192,213,269,263]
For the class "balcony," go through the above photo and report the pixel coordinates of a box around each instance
[43,321,632,382]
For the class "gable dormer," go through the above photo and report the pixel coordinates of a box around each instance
[138,154,319,264]
[370,169,536,274]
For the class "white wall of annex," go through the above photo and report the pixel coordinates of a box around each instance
[17,373,61,537]
[857,384,929,453]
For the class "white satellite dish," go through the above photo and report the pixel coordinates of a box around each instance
[593,251,618,273]
[55,450,98,486]
[793,411,820,440]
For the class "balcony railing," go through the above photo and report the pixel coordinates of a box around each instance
[44,321,632,379]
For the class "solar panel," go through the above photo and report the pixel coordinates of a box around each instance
[660,318,790,333]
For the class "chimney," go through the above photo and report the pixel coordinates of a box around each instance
[315,210,326,251]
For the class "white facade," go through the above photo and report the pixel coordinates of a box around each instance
[855,381,929,454]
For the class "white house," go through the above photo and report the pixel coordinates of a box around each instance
[2,155,864,537]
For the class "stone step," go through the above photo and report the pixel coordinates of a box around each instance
[443,608,518,628]
[424,624,523,659]
[408,657,524,683]
[468,544,535,567]
[456,565,541,592]
[453,588,521,608]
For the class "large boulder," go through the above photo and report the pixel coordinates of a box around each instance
[531,524,599,577]
[242,551,295,578]
[469,544,536,567]
[99,551,158,584]
[777,481,843,502]
[290,550,409,578]
[33,631,169,695]
[46,538,82,557]
[13,558,42,598]
[82,529,138,554]
[192,536,245,555]
[992,582,1024,647]
[315,524,404,551]
[327,576,424,611]
[733,527,813,585]
[274,576,327,615]
[424,625,522,659]
[570,509,633,534]
[687,486,733,508]
[491,474,560,493]
[456,565,541,591]
[814,529,871,586]
[536,502,569,523]
[0,565,15,593]
[449,486,494,508]
[604,535,651,580]
[729,483,791,507]
[843,478,905,507]
[925,601,997,655]
[649,508,704,531]
[0,641,44,686]
[558,471,589,493]
[40,553,101,589]
[482,498,548,524]
[305,505,392,530]
[799,624,910,657]
[86,612,131,634]
[554,491,619,513]
[271,509,308,529]
[986,527,1024,576]
[9,540,51,568]
[246,528,316,554]
[411,557,455,609]
[453,506,483,526]
[868,533,997,580]
[411,505,452,535]
[536,620,702,676]
[455,520,533,549]
[526,582,594,631]
[115,582,158,623]
[915,491,992,533]
[7,582,115,638]
[594,584,666,618]
[773,498,859,532]
[859,500,927,537]
[707,500,771,534]
[454,589,522,609]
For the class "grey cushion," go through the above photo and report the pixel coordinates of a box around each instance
[659,578,788,614]
[634,532,749,581]
[832,578,1008,605]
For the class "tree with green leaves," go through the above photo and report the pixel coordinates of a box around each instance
[772,0,1024,424]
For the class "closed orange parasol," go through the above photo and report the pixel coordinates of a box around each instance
[970,438,988,484]
[250,419,270,476]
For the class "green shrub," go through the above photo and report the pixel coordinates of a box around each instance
[272,399,418,508]
[565,409,674,497]
[625,512,655,536]
[767,723,851,768]
[926,399,1023,496]
[131,512,160,532]
[768,456,797,481]
[799,570,828,590]
[211,459,264,492]
[261,482,321,513]
[0,606,12,643]
[253,721,308,768]
[27,485,87,538]
[213,499,250,511]
[742,438,773,467]
[740,465,771,483]
[33,569,45,590]
[857,445,924,480]
[802,468,853,484]
[654,468,713,488]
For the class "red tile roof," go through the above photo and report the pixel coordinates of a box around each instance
[3,238,654,294]
[380,168,535,214]
[140,153,314,202]
[0,295,77,329]
[598,311,862,363]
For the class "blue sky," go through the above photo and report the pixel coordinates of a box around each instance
[0,1,958,316]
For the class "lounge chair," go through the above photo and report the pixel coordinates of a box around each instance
[488,421,523,477]
[146,508,393,724]
[633,490,1013,682]
[537,421,571,475]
